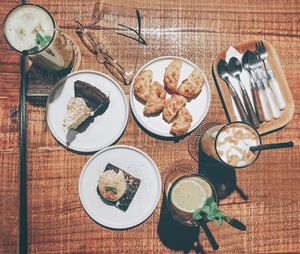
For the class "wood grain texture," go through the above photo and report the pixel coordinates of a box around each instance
[1,0,300,253]
[0,1,22,254]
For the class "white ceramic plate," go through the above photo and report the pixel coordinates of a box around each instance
[79,145,161,229]
[130,56,211,137]
[46,70,128,153]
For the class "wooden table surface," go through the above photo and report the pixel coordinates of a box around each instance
[1,0,300,253]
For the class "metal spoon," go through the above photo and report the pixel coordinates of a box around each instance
[242,50,264,123]
[217,59,249,124]
[228,57,260,128]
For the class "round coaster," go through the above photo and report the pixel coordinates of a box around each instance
[162,159,198,193]
[188,119,224,162]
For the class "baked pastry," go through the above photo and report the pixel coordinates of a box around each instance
[163,94,187,122]
[177,68,205,98]
[144,81,167,115]
[63,97,92,130]
[163,60,182,92]
[170,107,193,135]
[98,163,141,212]
[98,170,127,202]
[133,70,153,102]
[63,80,110,130]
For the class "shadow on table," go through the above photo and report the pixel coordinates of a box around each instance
[26,62,73,107]
[157,147,249,253]
[157,193,206,254]
[198,146,248,201]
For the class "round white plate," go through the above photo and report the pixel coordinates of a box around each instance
[79,145,161,229]
[130,56,211,137]
[46,70,128,153]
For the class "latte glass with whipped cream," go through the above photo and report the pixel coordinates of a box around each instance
[3,4,74,71]
[201,122,261,168]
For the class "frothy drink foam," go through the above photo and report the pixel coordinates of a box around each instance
[4,5,54,52]
[216,124,259,167]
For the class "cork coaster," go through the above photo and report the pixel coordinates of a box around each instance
[27,32,81,99]
[162,159,198,194]
[188,119,224,162]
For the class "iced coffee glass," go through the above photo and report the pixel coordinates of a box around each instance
[200,121,261,168]
[3,4,74,71]
[166,173,218,227]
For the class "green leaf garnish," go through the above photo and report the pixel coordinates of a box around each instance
[192,208,203,220]
[204,196,214,206]
[35,32,52,48]
[215,211,223,225]
[35,32,43,45]
[105,186,118,194]
[192,197,228,226]
[193,197,247,230]
[201,205,211,215]
[44,35,52,41]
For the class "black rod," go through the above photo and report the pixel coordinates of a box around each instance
[198,220,219,250]
[249,141,294,152]
[19,54,28,254]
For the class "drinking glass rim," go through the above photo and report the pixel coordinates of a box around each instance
[3,3,56,55]
[167,173,219,210]
[214,121,262,169]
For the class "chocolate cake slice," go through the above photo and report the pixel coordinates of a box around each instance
[98,163,141,212]
[74,80,110,112]
[63,80,110,131]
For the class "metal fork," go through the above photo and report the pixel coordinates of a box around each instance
[256,41,271,69]
[256,41,286,110]
[248,51,280,120]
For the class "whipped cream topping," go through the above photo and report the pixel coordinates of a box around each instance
[63,97,92,130]
[216,124,259,167]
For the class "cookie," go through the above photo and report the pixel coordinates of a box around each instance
[177,68,204,98]
[98,170,127,202]
[134,70,153,102]
[170,107,193,135]
[144,81,167,115]
[101,163,141,212]
[163,60,182,93]
[163,94,187,122]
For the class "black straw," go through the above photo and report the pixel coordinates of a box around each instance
[222,216,247,231]
[198,220,219,250]
[19,53,28,253]
[250,141,294,152]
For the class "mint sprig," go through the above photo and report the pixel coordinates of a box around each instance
[35,32,52,48]
[105,186,118,194]
[193,196,247,231]
[192,196,225,226]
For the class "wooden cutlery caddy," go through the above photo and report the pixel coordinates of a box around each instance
[212,40,294,135]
